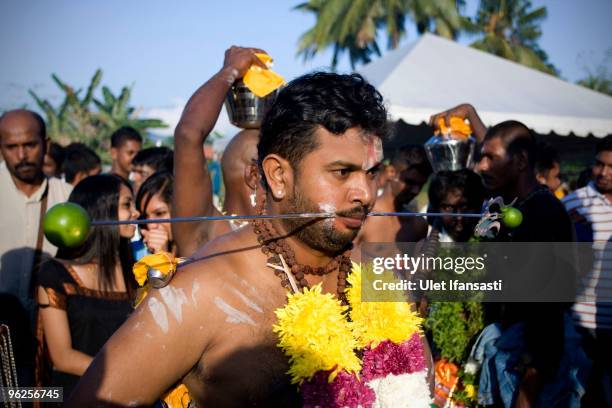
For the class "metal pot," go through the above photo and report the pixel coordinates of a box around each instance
[424,134,476,173]
[224,80,279,129]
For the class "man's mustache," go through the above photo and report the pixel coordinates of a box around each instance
[335,205,369,219]
[15,162,37,171]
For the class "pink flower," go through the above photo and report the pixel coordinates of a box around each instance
[362,333,426,381]
[302,370,376,408]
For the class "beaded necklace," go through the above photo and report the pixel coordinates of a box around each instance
[251,201,351,304]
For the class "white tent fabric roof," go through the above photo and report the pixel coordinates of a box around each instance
[357,33,612,137]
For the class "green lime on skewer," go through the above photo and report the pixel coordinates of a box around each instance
[501,206,523,228]
[43,202,91,248]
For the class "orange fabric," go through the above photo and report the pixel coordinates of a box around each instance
[433,359,460,407]
[242,53,285,97]
[436,117,472,139]
[41,287,67,309]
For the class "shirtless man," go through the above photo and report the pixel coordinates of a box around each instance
[67,47,394,406]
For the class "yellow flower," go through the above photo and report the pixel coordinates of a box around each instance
[347,263,423,348]
[132,251,178,287]
[273,284,361,384]
[465,384,476,399]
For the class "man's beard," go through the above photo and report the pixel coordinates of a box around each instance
[12,161,42,183]
[280,187,367,255]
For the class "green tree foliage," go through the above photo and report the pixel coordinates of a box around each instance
[295,0,465,69]
[577,49,612,96]
[425,301,484,363]
[467,0,558,75]
[578,75,612,96]
[29,69,167,161]
[295,0,558,76]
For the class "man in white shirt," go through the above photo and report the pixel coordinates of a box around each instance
[0,110,72,320]
[563,135,612,405]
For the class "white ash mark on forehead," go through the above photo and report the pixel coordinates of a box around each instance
[214,296,257,326]
[363,135,384,171]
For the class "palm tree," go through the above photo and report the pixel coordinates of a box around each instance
[30,70,167,160]
[467,0,558,75]
[295,0,465,69]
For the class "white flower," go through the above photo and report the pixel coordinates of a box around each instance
[464,358,480,375]
[367,371,432,408]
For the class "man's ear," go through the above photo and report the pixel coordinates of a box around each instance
[110,147,118,161]
[261,154,293,200]
[244,160,259,191]
[515,150,530,172]
[43,138,50,156]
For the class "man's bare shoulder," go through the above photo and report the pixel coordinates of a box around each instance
[181,226,261,283]
[173,226,286,327]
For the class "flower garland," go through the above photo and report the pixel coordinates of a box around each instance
[273,263,432,407]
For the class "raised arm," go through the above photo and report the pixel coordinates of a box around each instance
[428,103,487,143]
[173,46,267,256]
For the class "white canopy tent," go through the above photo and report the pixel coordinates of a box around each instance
[357,33,612,137]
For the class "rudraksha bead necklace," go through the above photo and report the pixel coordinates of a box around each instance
[251,216,352,305]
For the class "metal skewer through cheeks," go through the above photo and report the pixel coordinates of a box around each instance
[90,211,484,226]
[43,199,519,250]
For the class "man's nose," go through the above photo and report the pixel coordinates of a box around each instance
[348,173,374,207]
[17,146,27,161]
[601,165,612,177]
[476,157,488,173]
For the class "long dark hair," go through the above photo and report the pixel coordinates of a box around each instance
[135,171,173,219]
[57,174,136,295]
[136,171,174,253]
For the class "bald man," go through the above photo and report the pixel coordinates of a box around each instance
[0,110,71,385]
[221,129,259,216]
[174,122,260,256]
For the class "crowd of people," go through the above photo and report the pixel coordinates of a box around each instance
[0,46,610,407]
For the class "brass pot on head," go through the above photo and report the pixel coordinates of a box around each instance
[225,80,279,129]
[424,134,476,173]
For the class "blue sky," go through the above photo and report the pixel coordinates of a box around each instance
[1,0,611,138]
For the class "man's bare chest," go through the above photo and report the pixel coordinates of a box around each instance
[184,319,299,407]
